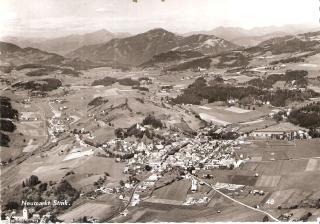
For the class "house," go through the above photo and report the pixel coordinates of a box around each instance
[191,179,198,192]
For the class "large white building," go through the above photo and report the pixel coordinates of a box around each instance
[250,122,307,140]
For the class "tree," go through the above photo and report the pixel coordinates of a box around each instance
[5,201,19,210]
[142,115,163,129]
[145,165,152,171]
[25,175,40,187]
[38,183,48,192]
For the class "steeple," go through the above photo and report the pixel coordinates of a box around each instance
[23,207,28,219]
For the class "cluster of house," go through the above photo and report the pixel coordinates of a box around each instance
[105,130,245,177]
[20,112,39,121]
[48,116,67,139]
[2,207,52,223]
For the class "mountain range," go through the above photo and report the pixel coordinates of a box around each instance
[1,29,130,55]
[1,26,320,70]
[67,28,238,66]
[184,24,320,46]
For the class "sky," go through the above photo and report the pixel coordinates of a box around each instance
[0,0,319,37]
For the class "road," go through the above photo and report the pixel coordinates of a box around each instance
[191,175,280,222]
[105,181,141,222]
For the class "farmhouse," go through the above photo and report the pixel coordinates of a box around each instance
[250,122,307,140]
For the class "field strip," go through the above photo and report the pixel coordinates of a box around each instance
[305,158,319,171]
[192,175,280,222]
[225,106,250,113]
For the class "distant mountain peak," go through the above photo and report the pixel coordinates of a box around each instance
[144,28,175,36]
[90,29,113,35]
[147,28,170,33]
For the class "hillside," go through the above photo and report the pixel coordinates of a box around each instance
[0,41,65,67]
[184,24,320,46]
[1,29,130,55]
[67,28,238,66]
[0,41,124,71]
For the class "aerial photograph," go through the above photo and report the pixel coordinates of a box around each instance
[1,0,320,222]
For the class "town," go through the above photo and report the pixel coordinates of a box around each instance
[1,1,320,222]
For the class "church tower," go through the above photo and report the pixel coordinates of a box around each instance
[23,207,28,219]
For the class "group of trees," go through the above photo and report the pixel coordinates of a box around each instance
[0,120,16,132]
[88,97,109,107]
[91,76,117,86]
[172,77,319,107]
[142,115,163,129]
[115,123,155,140]
[247,70,308,89]
[25,69,49,77]
[0,132,10,147]
[115,115,163,139]
[207,129,239,140]
[12,78,62,92]
[22,175,40,188]
[288,102,320,129]
[91,76,139,87]
[168,57,212,71]
[216,52,250,68]
[0,96,18,120]
[0,97,18,146]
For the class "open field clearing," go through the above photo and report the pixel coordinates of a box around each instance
[18,121,45,136]
[299,63,318,68]
[224,74,257,83]
[73,157,125,181]
[241,159,309,175]
[262,151,289,161]
[93,88,120,98]
[152,179,191,202]
[144,198,183,206]
[249,157,263,162]
[190,104,270,124]
[255,175,281,188]
[66,173,102,190]
[198,106,211,110]
[22,139,38,152]
[199,113,230,126]
[189,206,267,222]
[278,172,320,191]
[240,162,260,171]
[58,202,113,222]
[31,159,82,181]
[305,158,320,171]
[239,118,264,125]
[278,159,309,174]
[56,143,72,152]
[238,119,277,133]
[0,147,23,162]
[225,106,250,113]
[63,149,95,161]
[262,188,297,209]
[289,139,320,158]
[229,175,258,186]
[245,161,284,175]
